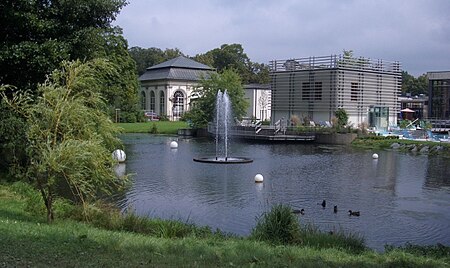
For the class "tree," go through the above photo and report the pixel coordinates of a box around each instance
[194,44,269,84]
[1,60,127,222]
[401,71,428,96]
[0,0,128,91]
[0,0,140,122]
[129,47,166,75]
[185,69,248,128]
[128,47,186,75]
[90,29,140,122]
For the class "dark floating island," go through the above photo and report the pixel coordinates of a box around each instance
[193,157,253,164]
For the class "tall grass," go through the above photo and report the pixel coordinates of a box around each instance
[251,204,302,245]
[299,224,366,253]
[251,204,366,253]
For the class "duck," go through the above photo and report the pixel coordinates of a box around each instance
[292,208,305,215]
[348,210,360,216]
[321,200,326,208]
[333,205,338,213]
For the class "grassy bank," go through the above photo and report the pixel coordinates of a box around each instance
[352,136,450,155]
[1,184,448,267]
[117,121,188,134]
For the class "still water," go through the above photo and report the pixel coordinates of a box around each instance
[116,133,450,251]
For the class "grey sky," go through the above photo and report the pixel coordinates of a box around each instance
[115,0,450,76]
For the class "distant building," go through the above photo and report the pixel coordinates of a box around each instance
[398,94,428,120]
[139,56,213,120]
[428,71,450,119]
[269,55,401,130]
[244,84,271,121]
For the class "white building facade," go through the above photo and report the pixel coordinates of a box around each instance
[270,55,401,129]
[244,84,271,121]
[139,56,213,120]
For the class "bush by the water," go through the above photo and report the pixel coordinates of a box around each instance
[251,204,302,245]
[149,123,158,134]
[251,204,366,253]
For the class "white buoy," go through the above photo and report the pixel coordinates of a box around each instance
[254,174,264,183]
[372,153,379,159]
[112,149,126,163]
[170,141,178,149]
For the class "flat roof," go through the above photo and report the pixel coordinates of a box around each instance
[427,71,450,80]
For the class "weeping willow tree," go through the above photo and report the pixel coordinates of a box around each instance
[1,59,127,223]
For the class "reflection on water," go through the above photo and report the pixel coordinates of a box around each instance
[116,134,450,251]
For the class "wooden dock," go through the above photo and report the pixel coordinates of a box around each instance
[233,132,315,141]
[209,125,316,142]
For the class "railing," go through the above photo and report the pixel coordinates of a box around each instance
[406,118,419,128]
[269,55,401,74]
[255,120,262,134]
[274,119,281,134]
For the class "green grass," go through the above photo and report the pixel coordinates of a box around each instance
[117,121,189,134]
[1,184,449,267]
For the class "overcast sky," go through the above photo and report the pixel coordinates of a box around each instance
[115,0,449,76]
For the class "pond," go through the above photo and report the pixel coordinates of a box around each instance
[115,133,450,251]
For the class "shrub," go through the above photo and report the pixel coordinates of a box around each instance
[335,108,348,128]
[10,181,46,216]
[290,115,301,126]
[149,123,158,134]
[251,204,302,245]
[159,114,169,121]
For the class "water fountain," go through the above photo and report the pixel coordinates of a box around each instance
[193,90,253,164]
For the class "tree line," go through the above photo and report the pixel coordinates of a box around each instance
[129,43,270,85]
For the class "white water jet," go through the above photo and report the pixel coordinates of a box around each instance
[193,90,252,164]
[215,90,232,161]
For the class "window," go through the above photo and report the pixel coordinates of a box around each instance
[351,82,359,101]
[302,82,322,101]
[141,91,146,110]
[172,91,184,116]
[150,91,155,112]
[159,91,165,115]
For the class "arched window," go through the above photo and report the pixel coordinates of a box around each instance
[141,91,146,110]
[159,91,165,115]
[173,91,184,117]
[150,91,155,112]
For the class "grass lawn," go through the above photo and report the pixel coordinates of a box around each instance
[1,183,448,267]
[117,121,189,134]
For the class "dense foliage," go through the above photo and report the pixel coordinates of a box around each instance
[335,108,349,128]
[402,71,428,96]
[0,99,28,175]
[1,60,127,222]
[0,0,139,121]
[128,47,184,75]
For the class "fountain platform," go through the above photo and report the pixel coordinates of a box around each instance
[193,156,253,164]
